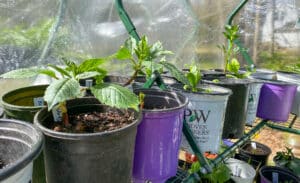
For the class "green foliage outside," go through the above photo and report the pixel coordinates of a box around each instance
[257,51,300,73]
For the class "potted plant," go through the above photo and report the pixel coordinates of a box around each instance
[203,25,253,138]
[111,35,181,88]
[273,147,300,177]
[0,119,43,183]
[169,63,232,155]
[238,141,272,167]
[188,160,231,183]
[259,166,300,183]
[4,57,141,183]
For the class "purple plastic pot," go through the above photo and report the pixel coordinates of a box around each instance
[259,166,300,183]
[256,80,297,122]
[132,89,188,183]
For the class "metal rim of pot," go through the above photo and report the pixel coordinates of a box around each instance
[34,103,142,140]
[0,119,44,181]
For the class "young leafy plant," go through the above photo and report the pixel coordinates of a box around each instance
[219,25,252,79]
[1,58,140,123]
[112,35,187,86]
[274,147,300,176]
[189,161,231,183]
[284,63,300,74]
[183,64,201,92]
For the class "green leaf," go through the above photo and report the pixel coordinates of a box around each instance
[113,46,132,60]
[159,61,189,85]
[44,78,81,110]
[0,67,41,78]
[78,58,106,73]
[124,36,137,55]
[39,69,58,79]
[91,83,139,111]
[149,41,173,60]
[135,36,151,60]
[76,71,101,80]
[48,64,72,78]
[227,58,240,74]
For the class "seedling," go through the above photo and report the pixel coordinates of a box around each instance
[218,25,252,79]
[1,58,140,126]
[189,161,231,183]
[112,35,188,86]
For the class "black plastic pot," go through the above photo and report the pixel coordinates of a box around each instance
[1,84,48,122]
[0,119,43,182]
[34,99,142,183]
[203,78,251,138]
[239,141,272,167]
[259,166,300,183]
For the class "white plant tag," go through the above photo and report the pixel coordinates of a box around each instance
[33,97,44,106]
[52,106,62,122]
[251,142,257,150]
[272,172,279,183]
[85,79,93,87]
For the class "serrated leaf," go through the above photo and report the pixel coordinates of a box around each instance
[149,41,173,59]
[44,78,81,110]
[91,83,139,111]
[76,71,100,80]
[0,67,41,78]
[159,61,189,85]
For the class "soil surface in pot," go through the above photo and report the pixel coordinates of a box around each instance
[52,111,136,133]
[242,144,269,155]
[0,158,5,169]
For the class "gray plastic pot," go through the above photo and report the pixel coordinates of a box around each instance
[34,99,142,183]
[0,119,43,183]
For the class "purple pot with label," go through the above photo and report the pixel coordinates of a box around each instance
[132,89,188,183]
[256,80,297,122]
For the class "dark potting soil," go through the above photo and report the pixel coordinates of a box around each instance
[52,111,136,133]
[0,158,5,169]
[243,144,268,155]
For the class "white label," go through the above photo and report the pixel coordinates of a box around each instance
[33,97,44,106]
[52,106,62,122]
[85,79,93,87]
[251,142,257,150]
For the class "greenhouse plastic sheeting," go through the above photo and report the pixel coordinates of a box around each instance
[0,0,299,75]
[236,0,300,69]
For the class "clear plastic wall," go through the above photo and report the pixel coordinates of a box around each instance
[0,0,299,75]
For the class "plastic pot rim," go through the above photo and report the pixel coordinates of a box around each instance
[1,84,48,111]
[34,104,142,140]
[171,83,232,96]
[133,88,189,113]
[240,141,272,156]
[0,119,44,181]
